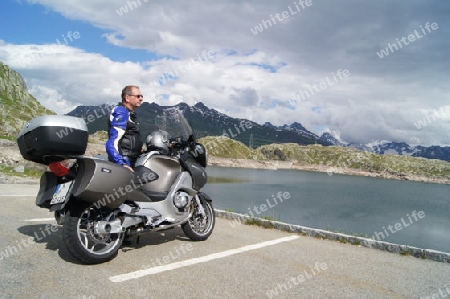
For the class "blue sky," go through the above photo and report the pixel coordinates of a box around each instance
[0,1,158,62]
[0,0,449,146]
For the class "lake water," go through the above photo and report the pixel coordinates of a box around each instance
[203,166,450,253]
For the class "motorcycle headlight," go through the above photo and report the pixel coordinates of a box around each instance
[174,191,190,209]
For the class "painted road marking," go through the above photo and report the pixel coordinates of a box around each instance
[0,195,34,197]
[109,235,300,282]
[24,218,56,222]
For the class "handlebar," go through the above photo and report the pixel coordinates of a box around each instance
[167,135,196,156]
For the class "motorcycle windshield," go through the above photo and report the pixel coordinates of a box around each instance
[154,108,193,141]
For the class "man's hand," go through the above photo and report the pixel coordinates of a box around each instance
[123,164,134,172]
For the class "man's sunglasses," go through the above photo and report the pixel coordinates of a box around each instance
[129,94,144,99]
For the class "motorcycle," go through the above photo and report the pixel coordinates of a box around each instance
[17,109,215,264]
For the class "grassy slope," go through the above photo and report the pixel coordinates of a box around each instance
[199,136,450,179]
[0,62,55,138]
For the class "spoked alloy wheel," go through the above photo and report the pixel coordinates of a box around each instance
[182,195,215,241]
[63,205,124,264]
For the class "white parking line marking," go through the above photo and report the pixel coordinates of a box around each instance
[0,195,34,197]
[24,218,56,222]
[109,235,299,282]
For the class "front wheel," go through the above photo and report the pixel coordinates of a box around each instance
[63,205,124,264]
[182,195,215,241]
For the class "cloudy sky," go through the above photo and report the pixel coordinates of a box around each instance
[0,0,449,146]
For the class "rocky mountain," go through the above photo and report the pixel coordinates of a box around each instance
[0,61,55,139]
[347,140,450,162]
[181,102,329,147]
[319,132,346,146]
[67,101,330,148]
[321,131,450,162]
[66,101,450,162]
[412,145,450,161]
[66,103,114,134]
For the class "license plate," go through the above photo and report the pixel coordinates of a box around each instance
[50,182,73,205]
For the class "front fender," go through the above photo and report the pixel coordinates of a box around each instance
[197,191,212,202]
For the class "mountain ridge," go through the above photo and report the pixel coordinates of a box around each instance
[67,101,330,148]
[0,61,55,139]
[66,101,450,162]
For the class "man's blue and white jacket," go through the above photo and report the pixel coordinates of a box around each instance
[106,103,143,166]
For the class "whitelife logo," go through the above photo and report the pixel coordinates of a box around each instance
[250,0,313,35]
[376,22,439,58]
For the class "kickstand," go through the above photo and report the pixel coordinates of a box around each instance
[136,235,140,245]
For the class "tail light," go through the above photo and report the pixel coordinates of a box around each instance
[49,159,75,177]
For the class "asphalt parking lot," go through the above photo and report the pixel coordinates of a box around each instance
[0,184,449,299]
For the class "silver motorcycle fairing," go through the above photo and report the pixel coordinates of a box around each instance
[119,171,196,227]
[135,151,182,193]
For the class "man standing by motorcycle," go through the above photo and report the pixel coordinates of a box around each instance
[106,85,144,171]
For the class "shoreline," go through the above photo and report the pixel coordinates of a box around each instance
[208,156,450,185]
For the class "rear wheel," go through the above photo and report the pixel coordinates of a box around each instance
[182,195,215,241]
[63,205,124,264]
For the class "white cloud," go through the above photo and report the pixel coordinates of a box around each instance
[0,0,448,146]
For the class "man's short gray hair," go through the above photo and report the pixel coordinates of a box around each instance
[121,85,139,102]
